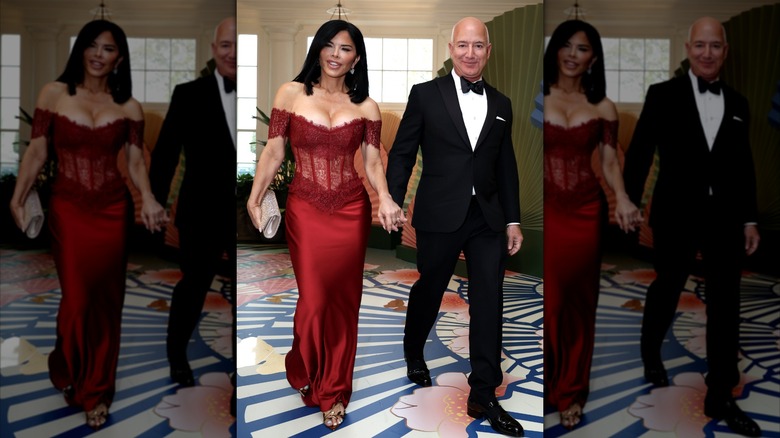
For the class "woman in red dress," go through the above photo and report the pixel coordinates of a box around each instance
[542,20,642,429]
[247,20,405,431]
[9,20,166,430]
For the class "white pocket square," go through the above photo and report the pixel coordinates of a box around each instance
[496,116,506,122]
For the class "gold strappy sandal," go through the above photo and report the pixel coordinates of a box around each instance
[85,403,108,430]
[560,402,582,429]
[322,402,345,431]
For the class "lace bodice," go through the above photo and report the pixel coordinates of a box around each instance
[269,108,381,213]
[32,108,143,208]
[544,118,618,209]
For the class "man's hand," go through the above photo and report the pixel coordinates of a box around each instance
[506,224,523,256]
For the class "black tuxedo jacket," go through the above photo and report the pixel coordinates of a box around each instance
[386,75,521,233]
[624,74,758,230]
[150,74,236,231]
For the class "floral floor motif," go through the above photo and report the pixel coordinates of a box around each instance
[544,263,780,437]
[0,247,235,437]
[237,245,545,437]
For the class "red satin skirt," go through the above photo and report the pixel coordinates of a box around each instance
[284,191,371,412]
[47,195,129,411]
[544,199,602,411]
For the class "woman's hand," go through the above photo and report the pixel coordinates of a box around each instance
[247,192,266,230]
[614,195,642,233]
[140,194,168,233]
[9,199,26,231]
[377,194,406,233]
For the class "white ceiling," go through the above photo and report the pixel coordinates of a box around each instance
[3,1,774,35]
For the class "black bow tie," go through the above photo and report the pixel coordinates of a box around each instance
[697,76,721,95]
[460,76,484,95]
[223,76,236,93]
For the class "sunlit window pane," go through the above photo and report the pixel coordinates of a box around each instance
[646,39,669,70]
[171,39,196,71]
[145,71,170,103]
[382,71,407,102]
[128,38,146,70]
[1,67,20,98]
[237,131,256,175]
[146,39,171,70]
[1,131,19,174]
[238,97,257,131]
[365,38,382,70]
[1,98,20,129]
[238,34,258,66]
[602,38,619,70]
[238,66,257,98]
[408,39,433,71]
[1,35,21,65]
[368,70,382,101]
[620,39,644,70]
[382,39,407,71]
[619,71,645,102]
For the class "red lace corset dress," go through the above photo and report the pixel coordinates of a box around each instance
[544,118,618,210]
[268,108,381,213]
[32,108,143,208]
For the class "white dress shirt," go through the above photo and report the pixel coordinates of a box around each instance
[214,69,237,148]
[688,68,724,152]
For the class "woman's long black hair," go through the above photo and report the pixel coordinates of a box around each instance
[293,20,369,104]
[57,19,132,104]
[543,20,606,104]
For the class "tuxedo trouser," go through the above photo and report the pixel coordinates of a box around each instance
[404,196,507,404]
[641,197,743,400]
[167,223,235,369]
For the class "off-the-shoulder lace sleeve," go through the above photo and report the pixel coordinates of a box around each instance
[364,119,382,149]
[127,119,145,147]
[268,108,291,139]
[31,108,54,139]
[602,119,619,148]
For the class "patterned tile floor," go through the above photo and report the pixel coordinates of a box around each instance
[2,243,778,437]
[0,246,235,437]
[236,245,545,437]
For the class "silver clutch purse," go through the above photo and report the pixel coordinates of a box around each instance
[258,190,281,238]
[23,188,44,239]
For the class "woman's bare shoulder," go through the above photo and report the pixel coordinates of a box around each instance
[36,82,68,110]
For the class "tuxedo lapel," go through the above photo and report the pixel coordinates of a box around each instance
[436,76,471,149]
[475,84,497,150]
[711,86,736,154]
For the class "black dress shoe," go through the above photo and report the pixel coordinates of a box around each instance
[406,361,432,387]
[467,398,524,437]
[704,398,761,437]
[643,365,669,387]
[170,366,195,387]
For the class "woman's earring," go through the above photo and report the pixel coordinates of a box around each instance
[350,67,355,74]
[113,66,118,75]
[586,66,591,75]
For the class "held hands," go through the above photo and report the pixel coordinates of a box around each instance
[141,195,168,233]
[744,224,760,256]
[378,194,406,233]
[614,195,642,233]
[506,224,523,256]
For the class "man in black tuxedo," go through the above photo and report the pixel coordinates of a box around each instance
[386,17,524,437]
[624,17,761,437]
[150,17,237,388]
